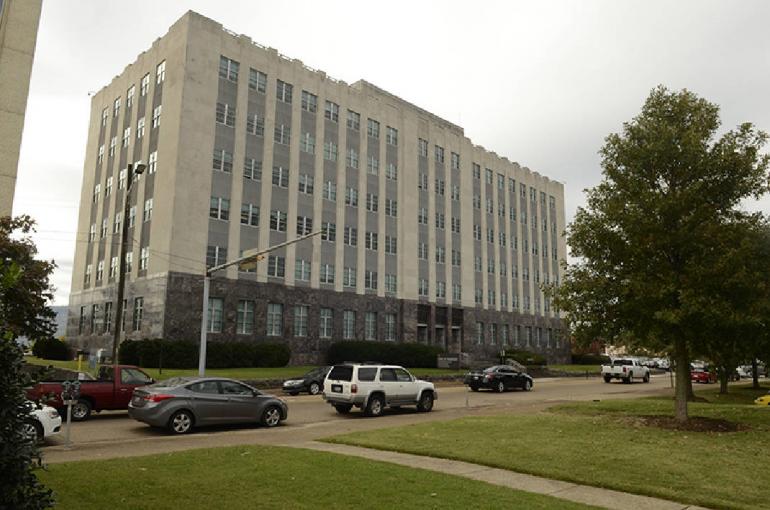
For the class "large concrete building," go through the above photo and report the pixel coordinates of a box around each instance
[67,11,569,364]
[0,0,42,217]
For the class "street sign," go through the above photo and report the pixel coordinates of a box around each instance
[238,254,264,271]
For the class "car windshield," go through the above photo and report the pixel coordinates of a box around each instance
[483,366,500,373]
[150,377,190,388]
[613,360,633,366]
[305,367,328,378]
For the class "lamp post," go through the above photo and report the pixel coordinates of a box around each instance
[111,161,146,365]
[198,230,322,376]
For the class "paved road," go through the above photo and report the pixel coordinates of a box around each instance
[42,375,674,464]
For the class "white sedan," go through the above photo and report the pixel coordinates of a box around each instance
[24,403,62,443]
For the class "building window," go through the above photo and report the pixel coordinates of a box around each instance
[451,217,460,234]
[219,55,239,82]
[312,308,331,339]
[320,264,335,284]
[101,107,108,126]
[97,260,104,281]
[296,216,313,236]
[323,141,338,161]
[435,213,445,230]
[436,281,446,299]
[385,274,397,293]
[323,180,336,202]
[384,313,396,341]
[418,242,428,260]
[384,236,397,255]
[451,249,461,267]
[434,145,444,163]
[276,80,293,103]
[367,156,379,175]
[476,322,484,344]
[295,259,311,282]
[343,267,356,287]
[418,138,428,157]
[293,306,309,337]
[365,232,378,251]
[300,132,315,154]
[346,148,359,169]
[156,60,166,84]
[489,323,497,345]
[241,204,259,226]
[366,193,378,213]
[343,310,356,339]
[272,166,289,188]
[148,151,158,173]
[418,173,428,190]
[270,210,287,232]
[346,109,360,130]
[267,303,283,336]
[109,136,117,157]
[452,284,462,301]
[140,73,150,96]
[236,300,254,334]
[418,279,429,297]
[78,306,86,334]
[246,114,265,136]
[152,105,162,128]
[113,212,122,234]
[103,301,112,333]
[475,288,483,305]
[301,90,317,113]
[364,270,378,290]
[267,255,285,277]
[142,198,154,222]
[386,163,397,181]
[345,187,358,207]
[298,173,314,194]
[244,158,261,180]
[122,127,130,147]
[367,119,380,138]
[215,102,235,127]
[365,312,377,340]
[213,149,233,173]
[451,152,460,170]
[321,222,336,242]
[274,124,291,145]
[139,246,149,270]
[207,297,222,333]
[97,145,104,163]
[344,227,357,246]
[209,196,230,221]
[385,198,397,217]
[325,101,339,122]
[435,246,445,264]
[136,117,145,139]
[113,97,121,118]
[249,68,267,93]
[131,297,143,331]
[385,126,398,146]
[84,264,92,285]
[418,208,428,225]
[206,246,227,268]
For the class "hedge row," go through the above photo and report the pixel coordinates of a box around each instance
[571,353,611,365]
[326,341,444,368]
[119,339,290,369]
[503,349,547,366]
[32,337,71,361]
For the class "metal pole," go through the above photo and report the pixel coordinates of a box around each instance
[111,165,135,365]
[198,274,210,376]
[64,403,72,449]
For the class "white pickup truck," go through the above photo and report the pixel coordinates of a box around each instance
[601,358,650,384]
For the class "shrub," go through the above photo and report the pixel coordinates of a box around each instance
[503,349,547,366]
[31,337,70,361]
[326,341,444,368]
[119,339,290,368]
[571,353,611,365]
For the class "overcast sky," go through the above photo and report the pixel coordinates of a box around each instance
[12,0,770,305]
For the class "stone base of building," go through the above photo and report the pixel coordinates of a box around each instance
[66,271,570,366]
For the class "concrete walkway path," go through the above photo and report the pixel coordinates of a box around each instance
[296,441,711,510]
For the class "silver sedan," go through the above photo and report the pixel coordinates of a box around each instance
[128,377,288,434]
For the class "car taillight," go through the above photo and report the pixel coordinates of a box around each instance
[623,366,627,373]
[144,394,175,402]
[351,384,358,394]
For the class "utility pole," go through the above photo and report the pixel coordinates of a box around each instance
[198,230,322,376]
[111,161,146,365]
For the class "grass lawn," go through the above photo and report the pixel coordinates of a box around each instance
[24,356,466,381]
[327,384,770,510]
[37,445,599,510]
[547,364,601,373]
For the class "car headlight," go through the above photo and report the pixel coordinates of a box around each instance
[48,409,60,419]
[285,380,302,386]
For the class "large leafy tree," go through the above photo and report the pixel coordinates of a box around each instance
[552,86,769,421]
[0,216,56,509]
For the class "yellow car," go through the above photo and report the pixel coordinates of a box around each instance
[754,392,770,406]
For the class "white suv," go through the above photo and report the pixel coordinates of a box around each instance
[323,364,437,417]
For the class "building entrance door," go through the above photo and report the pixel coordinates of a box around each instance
[435,326,446,350]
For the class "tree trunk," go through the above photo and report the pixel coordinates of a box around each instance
[674,338,689,422]
[686,376,696,401]
[752,358,759,389]
[719,366,728,394]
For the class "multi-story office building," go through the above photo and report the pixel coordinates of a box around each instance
[67,11,569,363]
[0,0,42,217]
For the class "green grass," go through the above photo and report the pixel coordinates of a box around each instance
[547,364,601,373]
[37,445,598,510]
[24,356,466,382]
[327,384,770,510]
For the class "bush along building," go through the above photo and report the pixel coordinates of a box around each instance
[67,11,570,365]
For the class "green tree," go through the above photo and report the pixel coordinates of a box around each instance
[0,216,56,509]
[550,86,769,422]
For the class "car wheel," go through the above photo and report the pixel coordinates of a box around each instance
[524,379,533,391]
[603,376,612,383]
[469,385,479,392]
[22,420,43,444]
[334,403,352,414]
[417,392,434,412]
[643,374,650,383]
[71,399,92,421]
[365,395,384,417]
[168,410,194,434]
[496,381,505,393]
[308,382,321,395]
[261,406,282,427]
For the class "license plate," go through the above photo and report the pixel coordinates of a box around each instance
[332,384,342,393]
[473,376,479,380]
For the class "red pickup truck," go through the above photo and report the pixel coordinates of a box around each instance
[26,365,154,421]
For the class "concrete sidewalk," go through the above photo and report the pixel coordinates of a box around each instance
[295,441,710,510]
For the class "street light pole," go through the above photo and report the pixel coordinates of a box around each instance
[197,229,323,376]
[111,162,146,365]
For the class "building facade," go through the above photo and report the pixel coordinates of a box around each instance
[0,0,42,217]
[67,11,569,364]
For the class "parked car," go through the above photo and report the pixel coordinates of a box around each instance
[322,363,437,417]
[129,377,288,434]
[282,366,331,396]
[754,391,770,406]
[690,367,716,384]
[601,358,651,383]
[24,402,61,444]
[464,365,533,392]
[26,365,155,421]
